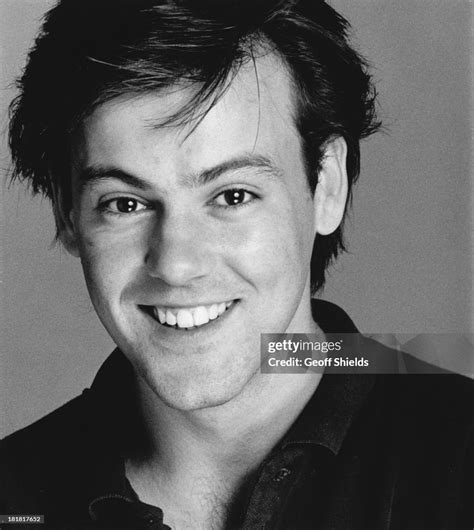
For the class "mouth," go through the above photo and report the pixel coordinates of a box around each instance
[140,300,238,330]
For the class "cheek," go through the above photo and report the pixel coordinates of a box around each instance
[77,227,145,308]
[223,200,314,289]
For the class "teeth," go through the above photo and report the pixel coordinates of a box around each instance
[209,304,219,320]
[193,306,210,326]
[177,309,194,328]
[153,301,234,329]
[157,308,166,324]
[166,310,177,326]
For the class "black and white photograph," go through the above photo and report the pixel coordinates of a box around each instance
[1,1,472,528]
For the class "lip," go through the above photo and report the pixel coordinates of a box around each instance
[150,301,234,310]
[138,299,240,335]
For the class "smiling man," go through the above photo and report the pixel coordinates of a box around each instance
[66,55,328,414]
[1,1,472,529]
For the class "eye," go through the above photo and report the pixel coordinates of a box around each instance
[99,197,149,215]
[214,189,256,208]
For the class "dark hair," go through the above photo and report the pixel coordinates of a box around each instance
[8,0,380,292]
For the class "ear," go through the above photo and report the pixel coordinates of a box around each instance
[313,136,348,235]
[52,184,80,258]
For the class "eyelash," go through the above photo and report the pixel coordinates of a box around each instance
[97,197,150,216]
[97,187,258,217]
[212,188,257,209]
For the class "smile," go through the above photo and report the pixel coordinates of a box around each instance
[150,301,236,330]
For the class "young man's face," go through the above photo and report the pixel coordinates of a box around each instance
[64,54,346,411]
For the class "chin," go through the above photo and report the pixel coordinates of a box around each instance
[161,390,236,412]
[146,380,243,412]
[141,360,259,413]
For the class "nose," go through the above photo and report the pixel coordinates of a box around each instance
[145,210,210,287]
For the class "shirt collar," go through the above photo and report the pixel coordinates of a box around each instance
[85,352,140,506]
[280,372,375,454]
[85,353,173,526]
[279,299,376,455]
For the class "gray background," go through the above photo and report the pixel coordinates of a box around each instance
[1,0,472,438]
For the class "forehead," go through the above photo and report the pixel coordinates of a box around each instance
[72,52,303,180]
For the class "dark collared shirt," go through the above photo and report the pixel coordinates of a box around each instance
[1,300,472,529]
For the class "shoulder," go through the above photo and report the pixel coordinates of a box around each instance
[375,370,473,424]
[372,373,473,526]
[369,372,473,478]
[1,390,92,454]
[0,390,93,510]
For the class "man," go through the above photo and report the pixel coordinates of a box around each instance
[1,1,472,529]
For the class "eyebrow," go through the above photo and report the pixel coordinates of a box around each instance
[76,154,281,193]
[185,154,281,186]
[76,167,151,193]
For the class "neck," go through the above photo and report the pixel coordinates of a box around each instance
[137,371,321,469]
[126,370,322,528]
